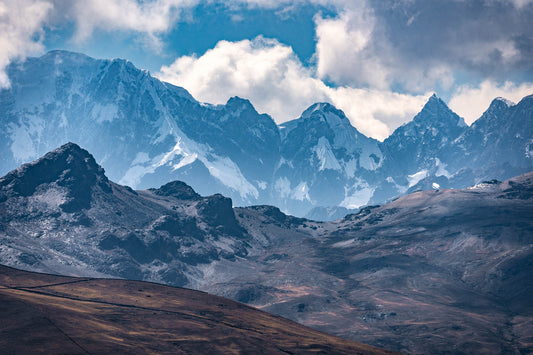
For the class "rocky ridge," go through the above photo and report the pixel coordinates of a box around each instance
[0,144,531,354]
[1,51,532,219]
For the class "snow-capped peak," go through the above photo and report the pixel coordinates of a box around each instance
[415,94,467,128]
[424,93,448,111]
[493,97,515,107]
[225,96,257,113]
[302,102,331,117]
[42,50,95,64]
[476,97,516,124]
[299,103,357,134]
[301,102,346,120]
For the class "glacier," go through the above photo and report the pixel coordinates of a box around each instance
[1,50,532,219]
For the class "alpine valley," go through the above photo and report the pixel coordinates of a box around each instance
[1,143,532,354]
[1,51,532,219]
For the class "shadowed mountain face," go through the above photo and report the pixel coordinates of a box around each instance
[1,51,532,219]
[0,265,394,355]
[0,143,250,285]
[0,144,532,354]
[0,51,280,208]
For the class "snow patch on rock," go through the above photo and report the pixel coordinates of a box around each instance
[340,181,374,209]
[92,103,118,123]
[407,170,428,188]
[435,158,452,178]
[312,137,341,171]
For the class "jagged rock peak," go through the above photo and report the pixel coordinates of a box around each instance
[153,180,201,201]
[479,97,515,120]
[0,142,110,198]
[226,96,256,111]
[43,49,94,62]
[44,142,105,171]
[301,102,346,119]
[415,94,467,128]
[425,93,449,110]
[493,97,515,107]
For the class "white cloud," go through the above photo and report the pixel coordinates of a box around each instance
[513,0,533,7]
[494,0,533,8]
[157,36,428,140]
[312,3,462,93]
[70,0,199,48]
[1,0,531,139]
[449,80,533,124]
[158,37,328,120]
[0,0,202,86]
[0,0,53,88]
[314,4,391,90]
[312,0,532,95]
[325,86,429,140]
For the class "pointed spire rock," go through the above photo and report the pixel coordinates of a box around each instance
[225,96,256,112]
[301,103,340,118]
[493,97,515,107]
[480,97,515,120]
[0,143,111,211]
[413,94,467,128]
[299,102,354,128]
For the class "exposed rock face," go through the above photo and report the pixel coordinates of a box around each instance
[1,51,532,219]
[0,143,111,211]
[0,50,280,207]
[0,143,253,286]
[152,180,201,200]
[0,144,532,354]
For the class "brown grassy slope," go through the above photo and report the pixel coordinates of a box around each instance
[0,265,398,354]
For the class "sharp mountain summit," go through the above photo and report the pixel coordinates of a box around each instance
[1,50,532,219]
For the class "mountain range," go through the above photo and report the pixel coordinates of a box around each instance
[1,143,531,354]
[1,50,532,219]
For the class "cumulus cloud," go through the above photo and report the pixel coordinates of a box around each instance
[69,0,199,49]
[158,37,327,121]
[0,0,53,88]
[0,0,202,87]
[368,0,533,89]
[311,1,458,92]
[157,37,428,140]
[1,0,532,139]
[325,86,428,139]
[314,5,391,89]
[449,80,533,124]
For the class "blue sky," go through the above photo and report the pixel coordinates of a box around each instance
[1,0,533,140]
[43,3,325,74]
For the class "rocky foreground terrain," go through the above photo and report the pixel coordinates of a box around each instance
[0,143,532,354]
[0,264,393,354]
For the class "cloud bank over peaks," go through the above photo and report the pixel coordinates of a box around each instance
[312,1,459,93]
[0,0,201,88]
[0,0,53,88]
[314,3,391,90]
[449,80,533,124]
[157,36,429,141]
[1,0,532,139]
